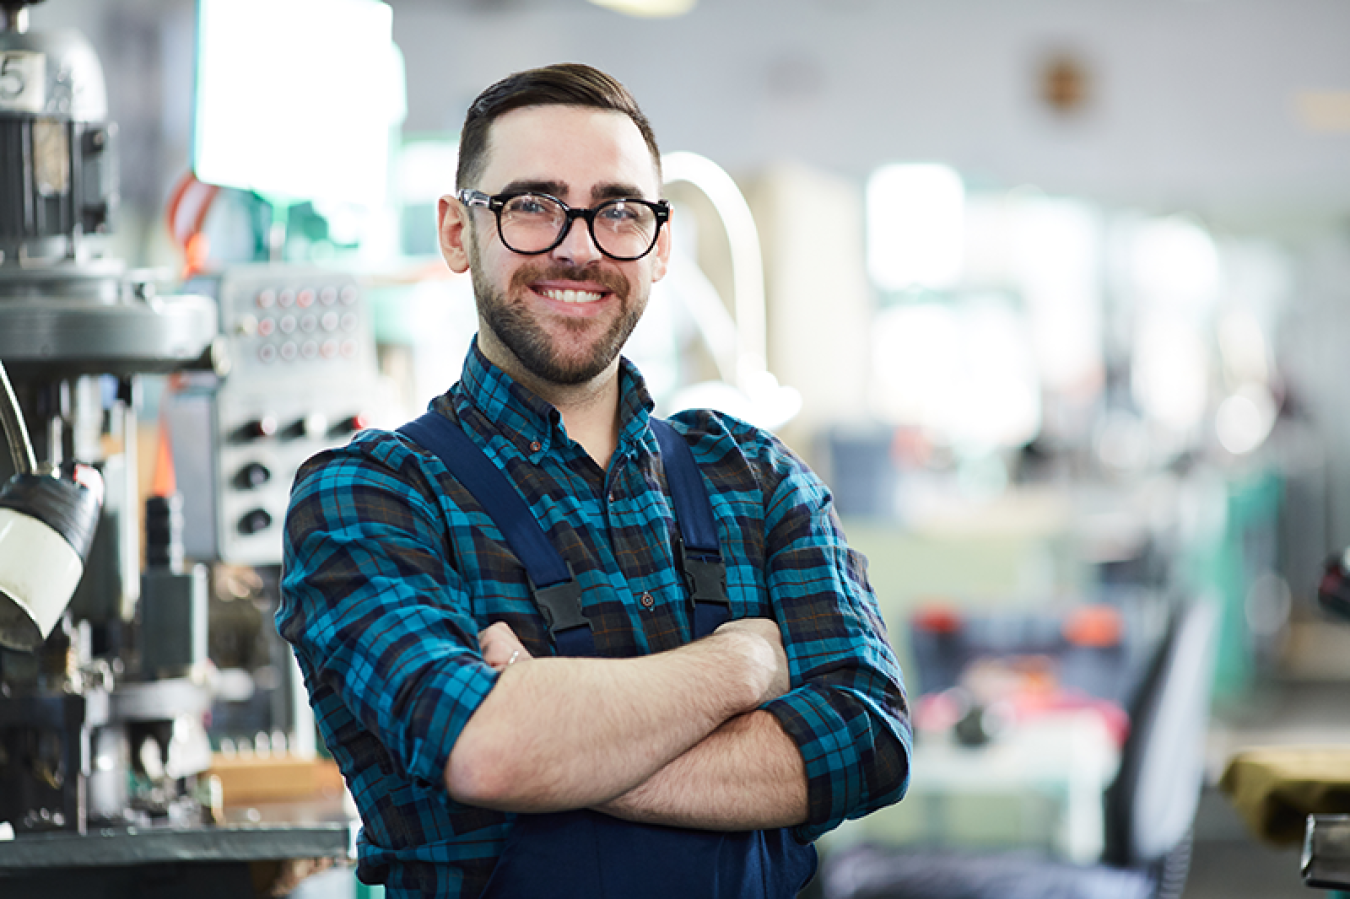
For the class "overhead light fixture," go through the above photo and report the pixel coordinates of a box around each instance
[0,358,104,651]
[588,0,697,18]
[1294,90,1350,133]
[867,163,966,292]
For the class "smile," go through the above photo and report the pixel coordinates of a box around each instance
[540,287,605,304]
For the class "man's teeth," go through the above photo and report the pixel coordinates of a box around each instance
[542,288,602,304]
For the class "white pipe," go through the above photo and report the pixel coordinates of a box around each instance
[661,151,768,391]
[0,358,36,476]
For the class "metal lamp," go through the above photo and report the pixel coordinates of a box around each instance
[0,357,103,651]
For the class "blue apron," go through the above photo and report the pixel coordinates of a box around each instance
[399,413,818,898]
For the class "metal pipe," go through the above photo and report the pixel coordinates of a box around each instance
[0,357,37,475]
[0,7,29,34]
[661,151,769,389]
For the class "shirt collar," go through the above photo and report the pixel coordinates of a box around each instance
[615,356,657,457]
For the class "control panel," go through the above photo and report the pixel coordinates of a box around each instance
[168,264,381,566]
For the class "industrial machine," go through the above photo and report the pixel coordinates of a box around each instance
[168,263,380,570]
[0,2,352,893]
[0,0,221,838]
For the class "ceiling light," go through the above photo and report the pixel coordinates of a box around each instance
[589,0,696,18]
[1294,91,1350,133]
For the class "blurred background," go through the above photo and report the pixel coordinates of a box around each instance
[1,1,1349,897]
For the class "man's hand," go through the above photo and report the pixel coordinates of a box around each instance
[479,621,532,672]
[713,617,791,705]
[587,620,806,830]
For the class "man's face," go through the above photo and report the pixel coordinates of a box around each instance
[443,104,670,387]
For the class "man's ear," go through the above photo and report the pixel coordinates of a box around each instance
[649,207,673,283]
[438,194,472,274]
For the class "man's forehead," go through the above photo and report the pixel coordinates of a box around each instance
[478,104,661,199]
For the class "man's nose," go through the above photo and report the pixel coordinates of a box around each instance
[551,215,603,265]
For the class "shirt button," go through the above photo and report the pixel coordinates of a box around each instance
[640,592,655,609]
[529,441,541,452]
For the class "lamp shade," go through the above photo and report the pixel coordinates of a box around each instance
[0,463,103,651]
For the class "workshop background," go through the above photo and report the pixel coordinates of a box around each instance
[2,0,1349,897]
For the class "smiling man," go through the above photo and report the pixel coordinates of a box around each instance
[279,64,910,899]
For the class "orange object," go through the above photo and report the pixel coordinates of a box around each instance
[1063,604,1123,648]
[165,171,221,278]
[208,755,345,806]
[150,421,177,498]
[913,603,963,635]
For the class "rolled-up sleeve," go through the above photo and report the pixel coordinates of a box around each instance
[756,444,912,842]
[279,435,498,788]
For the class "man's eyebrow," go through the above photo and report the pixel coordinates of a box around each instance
[592,183,649,202]
[496,180,656,203]
[499,179,566,197]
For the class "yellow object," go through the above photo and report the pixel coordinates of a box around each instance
[1219,746,1350,846]
[209,755,345,806]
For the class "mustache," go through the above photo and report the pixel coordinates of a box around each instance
[510,261,628,296]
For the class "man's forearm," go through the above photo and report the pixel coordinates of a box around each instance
[595,709,808,830]
[444,627,783,813]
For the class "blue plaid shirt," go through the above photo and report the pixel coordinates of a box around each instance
[279,342,911,897]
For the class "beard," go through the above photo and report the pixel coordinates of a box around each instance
[468,236,648,386]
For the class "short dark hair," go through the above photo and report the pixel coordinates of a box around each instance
[456,63,661,190]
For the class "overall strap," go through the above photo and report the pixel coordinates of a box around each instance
[398,411,730,648]
[650,419,731,638]
[398,412,593,653]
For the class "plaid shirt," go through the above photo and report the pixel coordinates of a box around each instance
[279,342,911,898]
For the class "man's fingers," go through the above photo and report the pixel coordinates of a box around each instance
[479,621,532,671]
[715,617,791,701]
[478,620,517,643]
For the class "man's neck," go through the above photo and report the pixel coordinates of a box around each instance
[479,336,623,469]
[550,378,622,470]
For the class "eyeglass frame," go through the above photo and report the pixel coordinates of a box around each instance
[457,188,671,261]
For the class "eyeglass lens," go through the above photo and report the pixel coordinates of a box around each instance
[498,194,660,259]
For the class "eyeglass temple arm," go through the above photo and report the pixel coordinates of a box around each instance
[458,190,492,209]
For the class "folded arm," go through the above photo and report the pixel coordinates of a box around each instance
[596,709,808,830]
[444,618,790,813]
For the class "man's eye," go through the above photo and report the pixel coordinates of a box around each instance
[598,203,642,224]
[509,196,552,216]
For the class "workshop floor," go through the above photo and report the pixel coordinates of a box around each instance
[1185,677,1350,899]
[1183,790,1309,898]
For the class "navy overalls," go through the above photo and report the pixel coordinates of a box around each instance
[399,412,818,898]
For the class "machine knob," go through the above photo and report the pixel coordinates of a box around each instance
[237,509,273,535]
[233,463,272,490]
[236,416,278,441]
[334,413,372,434]
[284,412,329,440]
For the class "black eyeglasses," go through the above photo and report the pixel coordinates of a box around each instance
[458,189,670,261]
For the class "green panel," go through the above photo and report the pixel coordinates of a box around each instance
[1174,468,1282,702]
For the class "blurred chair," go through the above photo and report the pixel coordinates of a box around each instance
[818,597,1219,899]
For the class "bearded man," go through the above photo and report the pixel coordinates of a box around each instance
[279,63,910,899]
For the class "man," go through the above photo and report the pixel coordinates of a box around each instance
[279,63,910,898]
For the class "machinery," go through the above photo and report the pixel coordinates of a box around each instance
[168,263,379,570]
[0,0,220,838]
[0,2,353,891]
